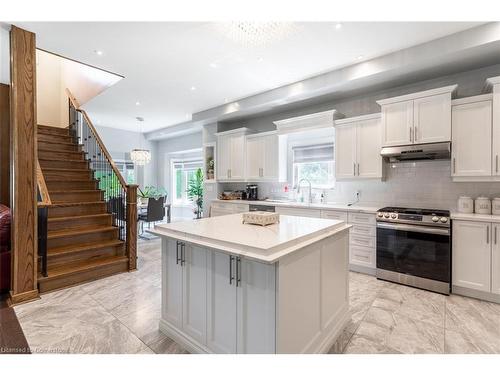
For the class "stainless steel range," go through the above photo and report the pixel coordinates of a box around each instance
[376,207,451,295]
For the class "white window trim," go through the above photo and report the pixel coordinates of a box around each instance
[170,157,203,207]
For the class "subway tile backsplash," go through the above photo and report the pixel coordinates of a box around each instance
[220,160,500,211]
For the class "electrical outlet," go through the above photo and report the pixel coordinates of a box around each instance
[355,190,360,199]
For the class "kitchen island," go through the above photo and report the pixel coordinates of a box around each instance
[149,213,351,354]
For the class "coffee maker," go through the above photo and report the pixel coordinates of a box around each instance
[245,184,258,201]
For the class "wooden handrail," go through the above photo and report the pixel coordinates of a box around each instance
[66,88,127,188]
[37,159,51,207]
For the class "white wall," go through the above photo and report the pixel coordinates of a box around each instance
[96,125,157,189]
[36,49,122,128]
[0,25,10,84]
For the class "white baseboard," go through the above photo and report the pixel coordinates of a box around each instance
[349,264,376,276]
[452,285,500,304]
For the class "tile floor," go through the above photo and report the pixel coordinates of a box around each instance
[13,238,500,354]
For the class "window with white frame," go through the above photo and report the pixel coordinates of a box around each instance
[171,159,203,205]
[292,143,335,189]
[115,160,136,184]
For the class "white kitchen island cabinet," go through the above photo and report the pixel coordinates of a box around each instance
[151,213,350,354]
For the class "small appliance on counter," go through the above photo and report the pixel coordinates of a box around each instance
[457,196,474,214]
[246,184,258,201]
[475,197,491,214]
[219,190,247,200]
[493,198,500,216]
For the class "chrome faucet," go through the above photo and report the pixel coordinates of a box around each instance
[297,178,312,204]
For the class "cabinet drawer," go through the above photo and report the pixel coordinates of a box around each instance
[350,234,376,249]
[210,208,234,217]
[349,245,376,268]
[233,204,250,213]
[348,212,376,225]
[276,207,321,218]
[350,224,376,237]
[320,210,348,221]
[211,202,234,210]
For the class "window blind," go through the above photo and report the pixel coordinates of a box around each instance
[292,143,334,163]
[172,160,203,170]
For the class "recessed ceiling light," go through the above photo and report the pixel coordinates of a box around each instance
[258,57,264,62]
[357,55,364,60]
[135,101,141,106]
[335,23,342,30]
[190,86,196,91]
[95,50,103,56]
[210,63,217,68]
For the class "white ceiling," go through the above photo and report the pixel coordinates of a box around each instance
[17,22,482,132]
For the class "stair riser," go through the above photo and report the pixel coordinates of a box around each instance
[38,125,70,136]
[42,169,93,180]
[49,203,107,218]
[38,141,81,152]
[50,191,103,203]
[46,180,98,191]
[48,215,112,231]
[38,133,75,144]
[38,150,85,161]
[47,244,125,268]
[38,260,129,294]
[39,159,89,170]
[48,229,119,249]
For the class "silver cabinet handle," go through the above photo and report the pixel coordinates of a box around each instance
[496,155,498,173]
[453,158,456,174]
[495,226,498,245]
[357,163,360,176]
[229,255,235,285]
[176,241,181,265]
[181,243,186,266]
[353,162,356,176]
[487,226,490,244]
[409,127,412,142]
[414,126,417,142]
[236,257,241,287]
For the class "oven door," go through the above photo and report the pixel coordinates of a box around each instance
[376,222,450,282]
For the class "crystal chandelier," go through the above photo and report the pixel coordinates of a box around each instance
[130,149,151,166]
[131,116,151,165]
[220,22,295,46]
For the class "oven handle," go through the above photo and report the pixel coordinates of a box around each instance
[377,222,450,236]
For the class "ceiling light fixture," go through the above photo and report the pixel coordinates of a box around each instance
[135,101,140,106]
[190,86,196,91]
[258,57,264,62]
[220,22,295,46]
[357,55,364,60]
[95,50,103,56]
[210,63,217,68]
[335,23,342,30]
[130,117,151,166]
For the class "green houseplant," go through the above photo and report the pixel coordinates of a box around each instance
[138,186,167,204]
[187,168,204,219]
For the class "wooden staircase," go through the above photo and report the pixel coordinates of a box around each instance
[37,124,129,293]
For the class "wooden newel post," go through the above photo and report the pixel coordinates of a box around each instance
[126,184,138,271]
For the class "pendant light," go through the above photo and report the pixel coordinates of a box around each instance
[131,116,151,166]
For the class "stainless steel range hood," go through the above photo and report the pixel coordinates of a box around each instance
[381,142,451,162]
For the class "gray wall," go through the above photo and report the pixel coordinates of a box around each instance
[0,25,9,85]
[96,125,158,188]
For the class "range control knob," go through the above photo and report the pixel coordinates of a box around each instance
[440,217,448,223]
[384,213,390,218]
[432,216,439,222]
[377,212,384,218]
[390,213,397,219]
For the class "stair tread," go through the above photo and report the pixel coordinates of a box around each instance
[38,157,87,162]
[40,167,89,172]
[47,239,124,257]
[39,149,84,155]
[48,213,111,222]
[50,189,101,194]
[48,226,117,239]
[38,255,128,280]
[49,201,105,207]
[38,139,76,145]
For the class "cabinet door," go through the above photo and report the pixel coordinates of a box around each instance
[492,224,500,295]
[217,136,231,180]
[381,100,413,146]
[229,134,246,180]
[414,93,451,143]
[206,250,237,353]
[236,258,276,354]
[245,136,263,181]
[161,239,183,328]
[451,100,492,177]
[356,117,382,178]
[452,220,491,292]
[182,244,208,344]
[263,134,279,180]
[334,124,356,179]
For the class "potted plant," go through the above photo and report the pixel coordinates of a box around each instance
[138,186,167,204]
[187,168,204,219]
[207,157,215,180]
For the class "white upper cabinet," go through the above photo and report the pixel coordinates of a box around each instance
[377,85,457,147]
[487,76,500,177]
[245,131,286,182]
[216,128,253,181]
[334,113,382,180]
[451,96,492,178]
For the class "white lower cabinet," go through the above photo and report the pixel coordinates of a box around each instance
[452,220,493,293]
[210,202,249,217]
[206,249,276,354]
[492,224,500,295]
[162,239,207,341]
[276,206,321,218]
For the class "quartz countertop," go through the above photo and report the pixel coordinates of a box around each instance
[213,199,381,214]
[149,213,350,263]
[451,212,500,223]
